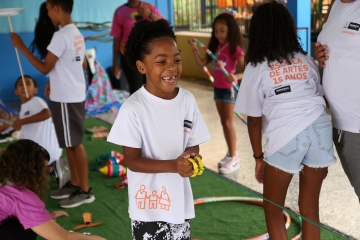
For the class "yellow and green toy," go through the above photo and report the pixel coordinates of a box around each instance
[188,156,205,177]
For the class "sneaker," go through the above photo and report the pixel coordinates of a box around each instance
[59,188,95,208]
[219,155,240,175]
[50,182,79,200]
[218,151,230,168]
[55,157,71,189]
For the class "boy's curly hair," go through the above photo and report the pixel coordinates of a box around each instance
[245,1,307,67]
[207,13,244,64]
[0,139,50,200]
[124,19,177,69]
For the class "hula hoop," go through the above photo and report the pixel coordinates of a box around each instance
[193,196,302,240]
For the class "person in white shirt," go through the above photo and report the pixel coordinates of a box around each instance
[10,0,93,209]
[234,2,335,239]
[315,0,360,202]
[13,75,62,174]
[107,19,211,240]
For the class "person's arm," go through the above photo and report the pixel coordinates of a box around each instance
[10,33,58,74]
[247,116,265,184]
[188,38,208,67]
[138,5,163,21]
[112,37,122,75]
[314,42,328,68]
[227,56,245,82]
[12,109,51,131]
[235,55,245,80]
[31,219,105,240]
[123,146,194,177]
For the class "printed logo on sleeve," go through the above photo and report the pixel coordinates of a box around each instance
[24,111,30,116]
[275,86,291,95]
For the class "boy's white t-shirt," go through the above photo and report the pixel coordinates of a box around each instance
[47,23,86,103]
[317,0,360,133]
[107,86,211,224]
[20,97,62,164]
[234,52,326,157]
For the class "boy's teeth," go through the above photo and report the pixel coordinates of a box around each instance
[162,76,176,81]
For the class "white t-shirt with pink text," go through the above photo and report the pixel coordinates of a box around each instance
[234,52,326,156]
[47,23,86,103]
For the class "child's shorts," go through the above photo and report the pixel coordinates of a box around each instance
[265,111,336,174]
[131,219,191,240]
[51,101,85,148]
[214,87,238,103]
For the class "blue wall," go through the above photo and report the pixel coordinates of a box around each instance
[0,0,174,103]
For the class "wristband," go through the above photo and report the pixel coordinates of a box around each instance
[253,152,264,159]
[194,156,205,175]
[188,157,199,177]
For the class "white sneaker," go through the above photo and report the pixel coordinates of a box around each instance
[219,155,240,175]
[218,151,230,168]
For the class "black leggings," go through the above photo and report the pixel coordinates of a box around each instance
[0,217,37,240]
[120,53,146,94]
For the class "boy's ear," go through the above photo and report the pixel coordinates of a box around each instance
[14,89,18,96]
[136,60,146,74]
[34,87,38,95]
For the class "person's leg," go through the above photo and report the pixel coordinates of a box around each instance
[263,164,293,240]
[121,54,145,94]
[57,102,94,208]
[0,217,37,240]
[68,144,89,192]
[65,148,79,186]
[50,101,79,199]
[333,128,360,201]
[298,166,328,240]
[217,102,236,157]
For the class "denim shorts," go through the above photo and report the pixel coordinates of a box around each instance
[265,111,336,174]
[214,87,238,103]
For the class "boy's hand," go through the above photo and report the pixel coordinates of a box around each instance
[176,152,196,177]
[314,42,328,68]
[45,82,50,98]
[50,210,69,220]
[10,33,26,51]
[12,119,22,131]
